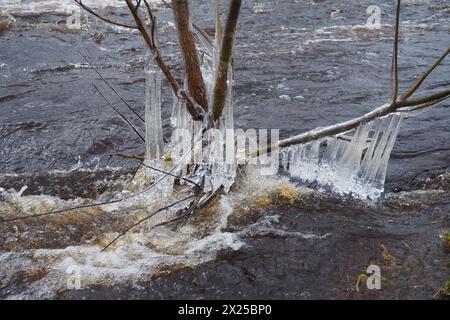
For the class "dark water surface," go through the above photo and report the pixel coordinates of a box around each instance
[0,0,449,299]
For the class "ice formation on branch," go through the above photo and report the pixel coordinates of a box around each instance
[281,113,403,199]
[144,59,177,195]
[141,1,406,201]
[144,59,163,160]
[145,49,403,200]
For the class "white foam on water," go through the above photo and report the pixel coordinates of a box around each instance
[0,0,161,15]
[0,166,327,299]
[235,214,331,240]
[0,190,242,298]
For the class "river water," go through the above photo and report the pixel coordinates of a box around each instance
[0,0,449,299]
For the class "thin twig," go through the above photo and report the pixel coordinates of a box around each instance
[101,194,196,252]
[400,46,450,101]
[391,0,401,104]
[78,52,145,123]
[73,0,138,29]
[0,152,196,223]
[255,88,450,156]
[143,0,158,45]
[211,0,242,123]
[1,197,125,223]
[130,161,143,181]
[396,89,450,110]
[110,153,202,189]
[124,0,203,120]
[93,84,145,142]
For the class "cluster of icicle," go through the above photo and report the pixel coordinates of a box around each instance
[281,114,403,199]
[141,7,406,200]
[143,32,236,198]
[143,52,404,200]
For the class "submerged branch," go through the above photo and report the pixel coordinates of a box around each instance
[101,194,197,252]
[0,148,200,223]
[215,0,222,53]
[110,153,202,189]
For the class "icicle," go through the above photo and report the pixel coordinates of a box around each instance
[142,59,177,195]
[336,122,372,179]
[144,59,164,160]
[284,113,403,199]
[169,91,179,128]
[317,137,347,186]
[356,114,403,197]
[223,64,235,131]
[287,140,322,182]
[280,148,288,171]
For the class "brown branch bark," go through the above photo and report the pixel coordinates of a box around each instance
[211,0,242,123]
[161,0,213,47]
[171,0,209,111]
[73,0,137,29]
[391,0,401,103]
[124,0,203,120]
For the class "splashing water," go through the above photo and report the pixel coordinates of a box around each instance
[0,162,326,299]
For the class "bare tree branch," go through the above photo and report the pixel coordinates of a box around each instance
[211,0,242,123]
[101,194,197,252]
[400,46,450,101]
[78,51,144,123]
[110,153,202,189]
[73,0,138,29]
[396,89,450,109]
[171,0,209,111]
[254,88,450,157]
[124,0,204,120]
[399,91,450,112]
[253,0,449,156]
[391,0,401,104]
[93,84,145,142]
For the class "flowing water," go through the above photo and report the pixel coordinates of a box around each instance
[0,0,449,299]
